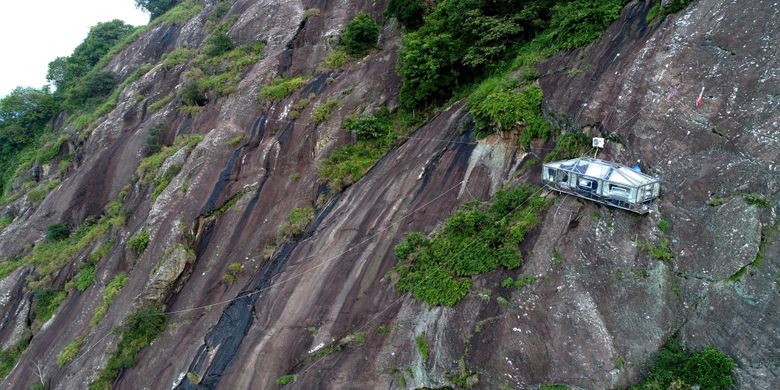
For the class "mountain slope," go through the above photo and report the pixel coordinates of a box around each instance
[0,0,778,389]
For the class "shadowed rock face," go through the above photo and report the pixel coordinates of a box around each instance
[0,0,778,389]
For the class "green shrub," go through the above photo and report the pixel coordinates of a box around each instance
[276,374,295,385]
[467,79,551,143]
[632,340,734,390]
[128,229,150,256]
[646,1,662,23]
[47,223,70,241]
[90,304,166,389]
[180,80,208,107]
[385,0,427,30]
[152,163,182,198]
[415,333,429,360]
[222,262,243,285]
[340,13,380,56]
[544,0,625,51]
[312,99,339,125]
[320,48,350,70]
[149,93,175,112]
[146,124,166,155]
[137,134,202,182]
[657,218,671,233]
[661,0,694,15]
[204,32,235,57]
[161,48,196,69]
[343,107,392,140]
[57,336,85,366]
[154,0,204,25]
[319,138,389,192]
[260,76,308,101]
[226,135,245,148]
[513,275,535,289]
[397,0,627,109]
[75,264,96,291]
[280,207,315,239]
[544,132,590,162]
[0,216,12,231]
[644,238,673,261]
[743,193,769,208]
[91,273,128,326]
[32,288,66,324]
[0,335,31,379]
[394,185,550,306]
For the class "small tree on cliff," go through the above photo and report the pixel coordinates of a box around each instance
[340,13,380,56]
[135,0,179,20]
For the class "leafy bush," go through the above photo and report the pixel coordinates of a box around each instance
[146,124,166,155]
[28,179,61,202]
[91,273,128,326]
[75,263,96,291]
[544,0,625,51]
[137,134,202,182]
[260,76,308,101]
[394,185,550,306]
[57,336,85,366]
[385,0,427,30]
[657,218,671,233]
[222,262,243,285]
[662,0,694,15]
[397,0,627,108]
[319,138,390,192]
[180,80,208,107]
[632,340,734,390]
[416,333,429,360]
[0,335,31,379]
[32,288,66,324]
[276,374,295,385]
[161,48,196,69]
[644,238,673,261]
[340,13,380,56]
[543,132,590,162]
[63,71,116,112]
[204,32,235,57]
[90,304,166,389]
[47,223,70,241]
[280,207,315,240]
[128,229,150,256]
[312,99,339,125]
[342,107,392,140]
[152,163,182,198]
[467,78,551,143]
[149,93,175,112]
[0,216,12,231]
[154,0,204,25]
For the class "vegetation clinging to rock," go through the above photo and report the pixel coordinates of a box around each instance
[394,185,550,306]
[632,340,734,390]
[340,13,380,56]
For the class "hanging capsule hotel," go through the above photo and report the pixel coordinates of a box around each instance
[542,157,660,214]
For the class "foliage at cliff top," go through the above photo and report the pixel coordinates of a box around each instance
[397,0,628,108]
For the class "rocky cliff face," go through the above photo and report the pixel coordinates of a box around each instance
[0,0,778,389]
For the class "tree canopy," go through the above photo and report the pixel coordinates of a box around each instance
[135,0,179,20]
[46,20,135,93]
